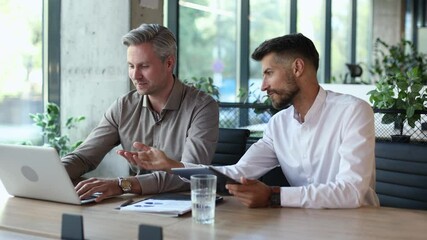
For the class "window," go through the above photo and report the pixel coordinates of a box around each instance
[0,0,43,144]
[171,0,374,102]
[331,0,352,83]
[178,0,237,102]
[249,0,290,102]
[297,0,326,82]
[356,0,373,84]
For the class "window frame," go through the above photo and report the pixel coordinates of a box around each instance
[44,0,61,107]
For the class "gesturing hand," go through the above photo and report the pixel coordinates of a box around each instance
[117,142,183,172]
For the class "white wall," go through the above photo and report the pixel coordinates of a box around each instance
[320,84,376,103]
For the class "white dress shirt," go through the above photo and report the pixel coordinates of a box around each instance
[218,87,380,208]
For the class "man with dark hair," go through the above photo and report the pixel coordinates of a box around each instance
[62,24,219,202]
[221,33,379,208]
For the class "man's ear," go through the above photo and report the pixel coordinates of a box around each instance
[165,55,175,71]
[293,58,305,77]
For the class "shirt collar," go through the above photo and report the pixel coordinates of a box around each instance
[142,76,184,111]
[293,86,326,124]
[304,86,326,123]
[164,78,184,110]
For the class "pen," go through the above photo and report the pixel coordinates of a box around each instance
[119,199,134,208]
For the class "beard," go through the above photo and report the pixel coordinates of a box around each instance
[269,74,299,110]
[133,80,149,94]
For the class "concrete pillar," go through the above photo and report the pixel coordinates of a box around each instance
[372,0,405,45]
[131,0,164,28]
[60,0,131,177]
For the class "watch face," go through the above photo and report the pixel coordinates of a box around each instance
[120,179,132,192]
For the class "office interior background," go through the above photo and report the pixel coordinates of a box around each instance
[0,0,426,176]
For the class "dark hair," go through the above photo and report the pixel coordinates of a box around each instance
[251,33,319,70]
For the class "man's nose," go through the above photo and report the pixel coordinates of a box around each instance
[131,69,141,80]
[261,79,268,91]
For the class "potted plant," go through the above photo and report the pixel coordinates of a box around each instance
[25,102,86,156]
[237,83,280,115]
[182,76,220,101]
[368,38,427,142]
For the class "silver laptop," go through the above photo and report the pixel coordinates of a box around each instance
[0,144,96,205]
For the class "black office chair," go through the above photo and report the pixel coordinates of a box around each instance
[212,128,250,194]
[375,141,427,210]
[212,128,250,166]
[344,63,363,84]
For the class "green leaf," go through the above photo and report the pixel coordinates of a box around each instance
[381,113,396,124]
[406,106,415,118]
[396,80,408,90]
[411,83,423,93]
[407,117,416,128]
[26,102,86,156]
[366,90,378,96]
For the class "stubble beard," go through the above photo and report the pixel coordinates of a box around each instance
[133,80,152,95]
[271,89,297,110]
[270,76,299,110]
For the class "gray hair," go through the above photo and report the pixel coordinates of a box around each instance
[122,23,177,62]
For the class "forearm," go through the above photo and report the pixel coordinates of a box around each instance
[126,176,143,194]
[135,171,189,195]
[281,181,367,208]
[62,154,91,180]
[62,110,121,180]
[218,139,280,181]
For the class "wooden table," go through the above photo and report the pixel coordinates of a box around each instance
[1,182,426,240]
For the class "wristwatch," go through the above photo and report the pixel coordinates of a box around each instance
[118,177,132,193]
[269,186,281,208]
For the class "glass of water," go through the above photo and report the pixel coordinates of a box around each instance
[191,174,217,224]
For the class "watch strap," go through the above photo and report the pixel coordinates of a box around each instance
[269,186,281,208]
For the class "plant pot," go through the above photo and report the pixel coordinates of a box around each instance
[390,135,411,143]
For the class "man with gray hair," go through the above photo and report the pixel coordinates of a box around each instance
[62,24,219,202]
